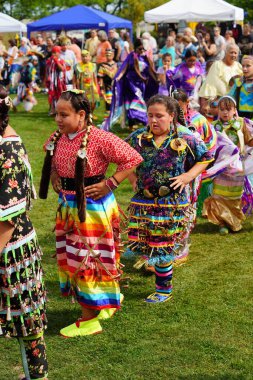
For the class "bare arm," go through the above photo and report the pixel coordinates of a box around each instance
[128,172,138,191]
[0,221,14,252]
[85,166,139,200]
[203,42,217,56]
[169,162,210,193]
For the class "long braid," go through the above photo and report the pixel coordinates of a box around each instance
[75,108,92,223]
[39,130,61,199]
[58,91,92,223]
[0,85,12,137]
[175,101,186,127]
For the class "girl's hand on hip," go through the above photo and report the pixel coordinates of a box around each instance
[85,180,110,200]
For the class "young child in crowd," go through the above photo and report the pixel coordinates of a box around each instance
[203,96,253,234]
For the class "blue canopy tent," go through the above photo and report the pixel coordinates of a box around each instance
[27,5,132,38]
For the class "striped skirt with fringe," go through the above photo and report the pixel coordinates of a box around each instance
[55,191,121,310]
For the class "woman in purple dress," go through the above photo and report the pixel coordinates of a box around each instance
[173,49,204,97]
[104,39,158,131]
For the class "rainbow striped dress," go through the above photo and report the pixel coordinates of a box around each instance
[52,127,143,310]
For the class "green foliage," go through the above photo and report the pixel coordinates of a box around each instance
[119,0,165,25]
[227,0,253,20]
[1,0,251,24]
[0,94,252,379]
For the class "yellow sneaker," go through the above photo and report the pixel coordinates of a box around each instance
[98,293,124,320]
[60,317,102,337]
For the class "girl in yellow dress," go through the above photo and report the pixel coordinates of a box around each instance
[74,50,99,112]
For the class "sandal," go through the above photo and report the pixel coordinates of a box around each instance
[144,292,172,304]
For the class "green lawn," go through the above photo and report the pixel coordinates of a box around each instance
[1,95,253,380]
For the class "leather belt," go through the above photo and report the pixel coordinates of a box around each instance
[61,175,105,191]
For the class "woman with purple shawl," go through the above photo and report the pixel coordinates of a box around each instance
[104,39,158,131]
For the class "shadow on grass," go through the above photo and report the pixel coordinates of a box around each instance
[193,221,219,234]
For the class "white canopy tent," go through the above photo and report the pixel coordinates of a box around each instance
[0,12,27,33]
[144,0,244,23]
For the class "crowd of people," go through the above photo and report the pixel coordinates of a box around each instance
[0,21,253,380]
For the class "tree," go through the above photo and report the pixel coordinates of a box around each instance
[225,0,253,20]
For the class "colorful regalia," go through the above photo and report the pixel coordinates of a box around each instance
[0,136,47,337]
[74,62,99,104]
[125,126,214,266]
[46,56,66,111]
[173,61,204,96]
[98,61,118,111]
[184,107,217,215]
[50,127,142,311]
[203,117,253,231]
[229,76,253,119]
[104,51,158,131]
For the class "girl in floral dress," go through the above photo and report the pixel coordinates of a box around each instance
[39,90,142,337]
[0,86,48,379]
[125,95,213,303]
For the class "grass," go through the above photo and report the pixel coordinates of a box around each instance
[0,94,253,380]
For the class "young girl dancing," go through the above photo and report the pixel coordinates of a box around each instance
[39,90,142,337]
[203,96,253,234]
[125,95,214,303]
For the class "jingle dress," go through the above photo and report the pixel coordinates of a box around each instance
[50,127,142,310]
[0,136,47,337]
[125,127,213,265]
[203,117,253,231]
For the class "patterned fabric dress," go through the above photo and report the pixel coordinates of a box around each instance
[74,62,99,104]
[203,117,253,231]
[0,136,47,338]
[125,127,213,266]
[51,127,143,310]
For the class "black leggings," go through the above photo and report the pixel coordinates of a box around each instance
[17,333,48,380]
